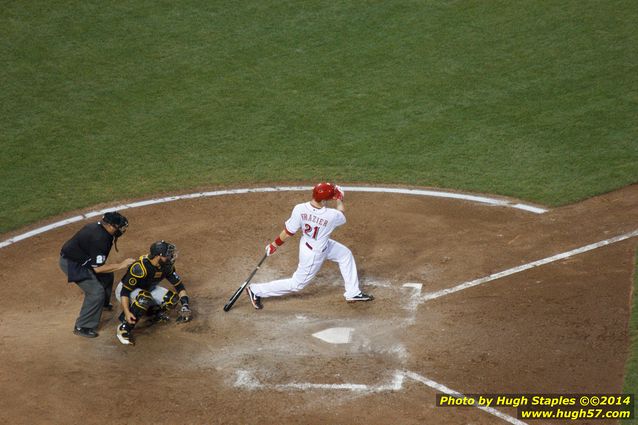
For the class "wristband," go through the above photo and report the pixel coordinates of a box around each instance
[180,296,190,306]
[274,236,284,246]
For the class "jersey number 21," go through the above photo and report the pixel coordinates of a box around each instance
[304,224,319,239]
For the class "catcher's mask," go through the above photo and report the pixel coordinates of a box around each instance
[149,240,178,265]
[312,182,335,202]
[102,211,129,251]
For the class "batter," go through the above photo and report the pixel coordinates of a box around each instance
[246,182,374,309]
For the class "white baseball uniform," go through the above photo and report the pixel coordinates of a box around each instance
[114,281,171,306]
[250,201,362,299]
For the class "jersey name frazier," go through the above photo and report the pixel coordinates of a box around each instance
[300,213,329,227]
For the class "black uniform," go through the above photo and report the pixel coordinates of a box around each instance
[116,256,186,331]
[59,222,115,331]
[61,223,113,280]
[119,255,185,298]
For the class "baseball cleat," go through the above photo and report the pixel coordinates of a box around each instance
[245,286,263,309]
[116,323,135,345]
[346,292,374,302]
[73,327,98,338]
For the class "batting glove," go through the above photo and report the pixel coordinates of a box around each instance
[265,243,277,256]
[333,185,344,201]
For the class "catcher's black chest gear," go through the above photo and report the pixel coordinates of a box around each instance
[119,256,183,297]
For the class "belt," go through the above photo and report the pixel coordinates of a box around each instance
[305,242,327,252]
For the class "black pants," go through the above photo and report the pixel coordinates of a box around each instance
[59,257,114,330]
[96,273,114,306]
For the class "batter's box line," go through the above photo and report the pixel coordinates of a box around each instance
[234,369,527,425]
[420,229,638,302]
[356,280,423,324]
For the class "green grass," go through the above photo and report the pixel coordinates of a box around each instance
[1,0,637,231]
[624,252,638,423]
[0,0,637,412]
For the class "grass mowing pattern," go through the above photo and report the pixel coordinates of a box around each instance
[1,1,636,232]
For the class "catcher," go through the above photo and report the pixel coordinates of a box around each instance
[115,240,192,345]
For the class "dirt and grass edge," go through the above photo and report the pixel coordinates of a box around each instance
[623,249,638,423]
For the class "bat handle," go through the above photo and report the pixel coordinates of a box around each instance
[223,254,267,312]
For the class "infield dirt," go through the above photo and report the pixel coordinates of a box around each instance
[0,185,636,425]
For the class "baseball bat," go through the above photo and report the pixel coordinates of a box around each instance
[223,253,268,312]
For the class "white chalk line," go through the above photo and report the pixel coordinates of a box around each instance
[235,369,527,425]
[422,229,638,302]
[403,283,423,311]
[402,371,528,425]
[231,232,637,425]
[401,283,423,325]
[3,186,624,425]
[0,186,547,249]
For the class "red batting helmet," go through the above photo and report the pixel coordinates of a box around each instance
[312,182,335,201]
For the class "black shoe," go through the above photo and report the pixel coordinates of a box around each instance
[116,323,134,345]
[346,292,374,302]
[245,286,263,310]
[73,327,98,338]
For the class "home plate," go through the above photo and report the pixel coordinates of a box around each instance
[312,327,355,344]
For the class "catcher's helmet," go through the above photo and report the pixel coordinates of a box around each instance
[312,182,335,201]
[149,240,178,264]
[102,211,128,236]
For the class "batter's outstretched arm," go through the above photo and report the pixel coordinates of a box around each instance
[276,228,293,244]
[265,229,294,256]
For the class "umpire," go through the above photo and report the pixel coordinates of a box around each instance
[59,211,135,338]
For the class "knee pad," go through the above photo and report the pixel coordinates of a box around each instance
[132,290,154,313]
[161,290,179,310]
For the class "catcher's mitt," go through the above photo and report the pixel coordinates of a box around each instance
[176,305,192,323]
